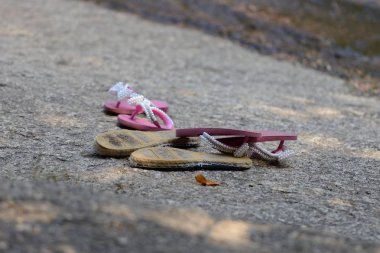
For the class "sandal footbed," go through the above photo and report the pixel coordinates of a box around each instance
[129,147,252,169]
[95,130,199,157]
[118,114,173,131]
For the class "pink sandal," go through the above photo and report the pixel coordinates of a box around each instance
[176,128,297,161]
[104,82,169,114]
[118,95,174,131]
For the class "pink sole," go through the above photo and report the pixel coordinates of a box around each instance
[104,100,169,115]
[176,128,297,145]
[217,132,297,147]
[176,128,262,138]
[118,114,173,131]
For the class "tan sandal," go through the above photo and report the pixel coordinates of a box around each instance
[129,147,252,170]
[128,128,297,169]
[95,129,199,157]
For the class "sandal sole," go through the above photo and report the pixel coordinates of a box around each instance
[95,130,199,157]
[129,147,252,170]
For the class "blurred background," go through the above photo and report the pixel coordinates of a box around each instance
[89,0,380,95]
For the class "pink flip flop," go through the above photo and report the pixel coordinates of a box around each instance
[104,100,168,115]
[104,82,169,114]
[118,99,174,131]
[176,128,297,161]
[176,128,262,138]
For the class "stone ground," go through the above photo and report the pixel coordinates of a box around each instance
[0,0,379,252]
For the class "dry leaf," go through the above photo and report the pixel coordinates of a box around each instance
[195,174,220,186]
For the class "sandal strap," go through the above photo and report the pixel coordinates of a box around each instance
[109,82,137,100]
[108,82,156,107]
[128,96,174,129]
[201,132,294,161]
[109,82,169,125]
[249,143,294,161]
[128,94,173,129]
[128,94,158,123]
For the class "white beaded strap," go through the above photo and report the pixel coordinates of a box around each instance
[200,132,294,161]
[109,82,137,100]
[127,94,158,123]
[249,143,294,161]
[109,82,166,124]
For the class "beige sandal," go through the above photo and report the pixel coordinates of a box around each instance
[129,147,252,170]
[95,129,199,157]
[128,128,297,169]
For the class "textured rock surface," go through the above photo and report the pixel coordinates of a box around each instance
[0,179,379,253]
[0,0,379,252]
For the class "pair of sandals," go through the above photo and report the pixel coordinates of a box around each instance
[104,82,173,131]
[97,82,297,170]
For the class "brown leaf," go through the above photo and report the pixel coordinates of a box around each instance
[195,174,220,186]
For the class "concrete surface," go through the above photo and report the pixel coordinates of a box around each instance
[0,0,379,252]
